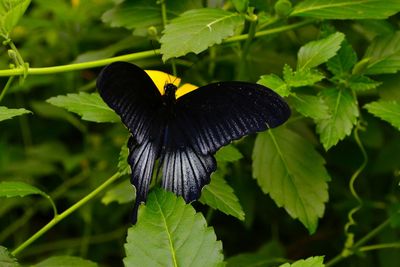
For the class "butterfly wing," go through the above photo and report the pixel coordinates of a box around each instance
[97,62,165,220]
[162,81,290,201]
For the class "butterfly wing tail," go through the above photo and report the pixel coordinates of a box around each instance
[162,146,216,202]
[127,137,159,223]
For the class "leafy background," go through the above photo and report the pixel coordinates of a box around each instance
[1,0,400,266]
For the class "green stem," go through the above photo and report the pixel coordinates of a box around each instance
[0,50,160,77]
[238,17,258,79]
[0,20,313,77]
[160,0,177,76]
[0,76,14,102]
[359,242,400,252]
[11,172,121,256]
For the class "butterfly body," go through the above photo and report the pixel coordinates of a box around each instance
[97,61,290,222]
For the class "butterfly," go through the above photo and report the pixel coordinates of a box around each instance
[97,61,290,222]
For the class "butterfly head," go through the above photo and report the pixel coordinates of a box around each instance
[164,83,178,102]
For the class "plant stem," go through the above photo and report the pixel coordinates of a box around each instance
[359,242,400,252]
[0,76,14,102]
[160,0,177,75]
[0,20,314,77]
[238,17,258,79]
[11,172,121,256]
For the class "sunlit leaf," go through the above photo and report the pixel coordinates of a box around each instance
[279,256,325,267]
[160,8,244,61]
[0,106,31,122]
[365,100,400,131]
[124,189,223,267]
[348,75,381,91]
[46,93,120,123]
[0,0,31,37]
[291,0,400,19]
[290,93,329,120]
[283,65,324,87]
[364,31,400,74]
[316,88,359,150]
[32,256,98,267]
[215,144,243,162]
[253,127,330,233]
[297,32,345,70]
[258,74,290,97]
[200,172,245,220]
[0,181,44,198]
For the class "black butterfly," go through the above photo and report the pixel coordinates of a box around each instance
[97,61,290,222]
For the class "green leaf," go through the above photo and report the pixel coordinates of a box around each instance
[46,93,120,123]
[0,246,19,267]
[226,241,285,267]
[0,181,44,198]
[0,0,31,37]
[101,179,135,205]
[102,0,202,31]
[124,189,223,267]
[364,31,400,74]
[118,143,131,175]
[316,89,359,150]
[291,0,400,19]
[283,65,324,87]
[297,32,345,70]
[258,74,290,97]
[215,144,243,162]
[0,106,31,122]
[252,127,330,233]
[32,256,98,267]
[200,172,245,220]
[327,41,357,76]
[279,256,325,267]
[348,75,381,91]
[232,0,249,13]
[290,93,329,120]
[160,8,244,61]
[364,100,400,131]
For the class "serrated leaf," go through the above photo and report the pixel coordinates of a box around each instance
[290,93,329,120]
[226,241,285,267]
[297,32,345,70]
[118,143,130,175]
[0,106,31,122]
[316,88,359,150]
[46,93,120,123]
[200,172,245,220]
[252,127,330,233]
[0,246,19,267]
[215,144,243,162]
[102,0,202,31]
[291,0,400,19]
[279,256,325,267]
[348,75,381,91]
[160,8,244,61]
[0,181,44,198]
[283,65,324,87]
[124,189,223,267]
[364,31,400,74]
[258,74,290,97]
[32,256,98,267]
[0,0,31,37]
[102,179,135,205]
[364,100,400,131]
[327,41,357,76]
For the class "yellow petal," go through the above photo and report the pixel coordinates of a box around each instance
[145,70,181,95]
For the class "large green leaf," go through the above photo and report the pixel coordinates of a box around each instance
[46,93,120,123]
[290,94,329,120]
[160,8,244,61]
[279,256,324,267]
[0,0,31,37]
[364,31,400,74]
[297,32,345,70]
[124,189,223,267]
[226,241,285,267]
[200,171,245,220]
[102,0,202,31]
[252,127,330,233]
[32,256,98,267]
[0,246,19,267]
[365,100,400,131]
[316,88,359,150]
[291,0,400,19]
[0,106,31,122]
